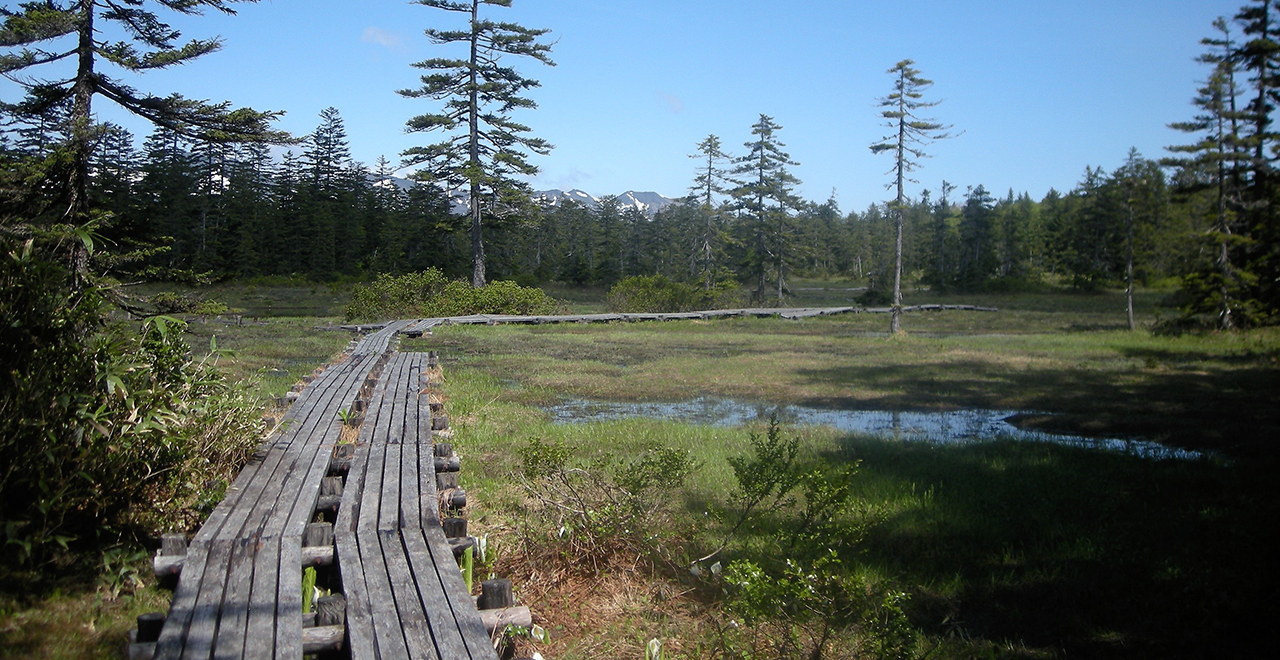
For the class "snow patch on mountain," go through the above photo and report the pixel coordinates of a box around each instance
[369,179,678,216]
[533,189,678,215]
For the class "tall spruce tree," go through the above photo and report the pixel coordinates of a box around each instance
[688,134,733,287]
[1110,149,1168,330]
[400,0,554,287]
[730,114,800,302]
[1234,0,1280,321]
[870,59,954,332]
[1166,17,1248,328]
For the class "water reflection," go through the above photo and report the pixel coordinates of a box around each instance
[544,397,1203,461]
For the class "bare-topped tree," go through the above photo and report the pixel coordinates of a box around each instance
[688,134,733,288]
[400,0,555,288]
[870,59,955,333]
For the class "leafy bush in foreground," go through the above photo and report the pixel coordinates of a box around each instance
[1,237,263,564]
[606,274,744,313]
[345,268,564,322]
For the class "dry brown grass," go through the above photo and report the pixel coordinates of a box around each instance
[496,546,718,660]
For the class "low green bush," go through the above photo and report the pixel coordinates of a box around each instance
[344,269,564,322]
[606,274,744,313]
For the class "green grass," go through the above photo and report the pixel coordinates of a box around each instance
[5,285,1273,659]
[127,280,354,318]
[413,307,1279,457]
[182,316,355,399]
[406,289,1279,659]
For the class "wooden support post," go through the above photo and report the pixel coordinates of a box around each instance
[478,579,514,610]
[479,607,533,635]
[301,546,335,567]
[303,522,334,548]
[434,456,461,473]
[301,626,345,654]
[161,533,186,556]
[153,534,187,579]
[136,612,166,643]
[433,442,453,457]
[317,476,344,512]
[330,444,355,475]
[432,415,449,431]
[436,472,459,490]
[448,536,477,557]
[442,517,468,538]
[315,594,346,627]
[439,488,467,510]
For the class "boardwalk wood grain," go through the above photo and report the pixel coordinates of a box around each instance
[141,322,497,660]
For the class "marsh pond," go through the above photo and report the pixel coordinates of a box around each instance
[544,397,1205,461]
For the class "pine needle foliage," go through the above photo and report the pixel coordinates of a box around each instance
[400,0,555,288]
[870,59,955,333]
[0,0,290,225]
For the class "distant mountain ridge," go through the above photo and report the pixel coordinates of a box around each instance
[372,176,678,216]
[532,189,679,215]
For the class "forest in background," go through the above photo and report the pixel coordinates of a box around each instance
[3,2,1278,328]
[0,108,1209,304]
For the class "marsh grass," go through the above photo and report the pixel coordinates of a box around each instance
[0,575,173,659]
[411,292,1278,658]
[183,317,353,398]
[414,310,1279,456]
[128,281,353,318]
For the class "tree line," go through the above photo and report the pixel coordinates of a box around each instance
[3,0,1279,331]
[2,105,1192,304]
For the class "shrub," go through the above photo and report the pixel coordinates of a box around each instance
[344,269,564,321]
[514,437,694,573]
[606,275,744,313]
[1,236,263,563]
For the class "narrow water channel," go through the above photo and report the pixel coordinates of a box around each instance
[544,397,1203,460]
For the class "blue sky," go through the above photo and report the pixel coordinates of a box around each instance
[15,0,1248,212]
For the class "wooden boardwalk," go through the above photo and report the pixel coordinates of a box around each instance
[336,351,493,660]
[353,303,998,336]
[134,323,499,660]
[134,302,999,658]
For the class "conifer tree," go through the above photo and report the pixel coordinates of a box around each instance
[688,134,733,287]
[0,0,288,227]
[400,0,554,287]
[870,59,954,332]
[1166,17,1247,328]
[1233,0,1280,320]
[731,114,800,302]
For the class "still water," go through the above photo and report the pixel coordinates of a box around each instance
[544,397,1203,461]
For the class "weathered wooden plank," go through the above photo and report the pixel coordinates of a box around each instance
[180,538,235,660]
[153,541,211,660]
[353,409,415,658]
[380,441,403,531]
[401,420,423,530]
[334,440,378,660]
[360,528,411,659]
[423,524,496,660]
[386,353,412,446]
[380,529,438,659]
[192,445,290,544]
[209,536,255,660]
[242,536,280,660]
[273,540,304,659]
[402,527,471,659]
